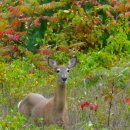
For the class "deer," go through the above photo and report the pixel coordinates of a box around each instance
[18,56,77,129]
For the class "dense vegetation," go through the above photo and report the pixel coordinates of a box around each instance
[0,0,130,130]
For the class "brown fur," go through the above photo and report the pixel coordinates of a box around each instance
[31,85,68,126]
[18,85,69,128]
[18,56,77,129]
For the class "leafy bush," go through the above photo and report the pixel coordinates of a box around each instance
[0,0,130,130]
[67,57,130,129]
[43,0,130,53]
[105,31,130,54]
[0,59,45,109]
[0,110,62,130]
[0,0,66,60]
[0,53,130,129]
[0,112,25,130]
[0,0,130,63]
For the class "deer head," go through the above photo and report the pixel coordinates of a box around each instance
[48,56,77,86]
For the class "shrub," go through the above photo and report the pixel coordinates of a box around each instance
[0,59,45,109]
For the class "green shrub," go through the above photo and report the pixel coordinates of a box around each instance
[105,31,130,54]
[0,59,45,108]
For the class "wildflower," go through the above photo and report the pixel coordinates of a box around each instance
[63,10,69,13]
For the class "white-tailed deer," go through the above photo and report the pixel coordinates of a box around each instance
[18,56,77,129]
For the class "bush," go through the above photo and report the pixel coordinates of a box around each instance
[0,59,45,109]
[0,0,130,129]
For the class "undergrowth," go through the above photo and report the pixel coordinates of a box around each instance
[0,52,130,130]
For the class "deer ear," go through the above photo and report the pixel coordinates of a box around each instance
[68,56,77,68]
[48,57,57,69]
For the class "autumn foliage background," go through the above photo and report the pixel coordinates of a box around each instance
[0,0,130,130]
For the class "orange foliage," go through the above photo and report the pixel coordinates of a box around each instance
[39,45,53,56]
[106,11,113,18]
[42,16,59,22]
[10,18,21,29]
[8,6,22,17]
[125,12,130,17]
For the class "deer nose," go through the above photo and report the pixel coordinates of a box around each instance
[62,77,67,82]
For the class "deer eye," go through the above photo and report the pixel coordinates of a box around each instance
[67,69,70,73]
[56,69,60,73]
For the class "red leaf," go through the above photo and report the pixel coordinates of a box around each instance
[4,29,13,34]
[7,34,20,41]
[123,97,130,105]
[34,17,41,27]
[89,103,98,112]
[125,97,130,105]
[127,99,130,105]
[8,6,21,17]
[89,103,94,110]
[80,101,90,110]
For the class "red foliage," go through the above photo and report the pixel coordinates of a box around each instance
[125,97,130,105]
[80,101,90,110]
[89,103,98,112]
[0,28,26,42]
[127,99,130,105]
[80,101,98,112]
[89,103,94,110]
[39,46,53,56]
[34,17,41,27]
[10,18,21,29]
[125,12,130,17]
[8,6,21,17]
[7,34,20,41]
[4,29,13,34]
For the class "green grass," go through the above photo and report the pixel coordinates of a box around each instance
[0,52,130,130]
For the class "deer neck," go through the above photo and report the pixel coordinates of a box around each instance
[54,83,66,112]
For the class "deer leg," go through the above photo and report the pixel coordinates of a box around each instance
[22,117,31,128]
